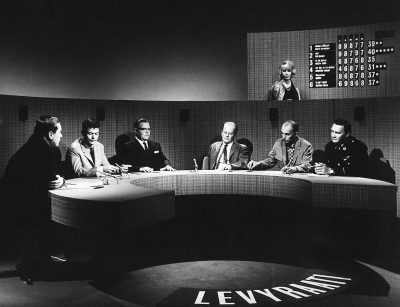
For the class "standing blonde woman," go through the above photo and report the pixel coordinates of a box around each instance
[266,60,301,101]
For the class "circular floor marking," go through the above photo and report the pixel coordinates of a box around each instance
[94,258,366,306]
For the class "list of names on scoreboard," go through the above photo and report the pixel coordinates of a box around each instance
[309,32,395,88]
[309,43,336,88]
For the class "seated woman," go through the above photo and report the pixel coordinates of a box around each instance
[266,60,301,101]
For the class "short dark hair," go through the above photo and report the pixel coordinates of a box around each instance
[282,120,299,133]
[33,115,60,137]
[333,119,351,134]
[134,118,150,129]
[82,118,100,134]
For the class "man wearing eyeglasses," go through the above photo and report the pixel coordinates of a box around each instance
[206,122,250,170]
[119,118,175,172]
[247,120,313,174]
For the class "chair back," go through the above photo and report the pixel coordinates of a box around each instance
[202,156,210,170]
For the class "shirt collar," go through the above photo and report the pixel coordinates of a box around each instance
[222,141,233,150]
[135,137,148,149]
[80,138,94,150]
[135,136,147,144]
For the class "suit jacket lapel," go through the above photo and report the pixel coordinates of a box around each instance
[81,142,95,166]
[147,141,154,152]
[134,138,146,152]
[280,139,287,165]
[228,142,238,162]
[212,142,223,169]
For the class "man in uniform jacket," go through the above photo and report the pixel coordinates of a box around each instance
[248,120,313,173]
[315,119,369,177]
[206,122,250,170]
[119,118,175,172]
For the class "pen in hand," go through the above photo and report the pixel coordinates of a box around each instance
[115,163,130,173]
[114,163,124,173]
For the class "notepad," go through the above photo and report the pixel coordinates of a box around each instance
[307,173,329,177]
[62,180,104,189]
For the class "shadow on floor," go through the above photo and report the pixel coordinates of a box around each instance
[1,195,398,297]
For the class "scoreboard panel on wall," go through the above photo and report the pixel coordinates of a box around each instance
[247,22,399,100]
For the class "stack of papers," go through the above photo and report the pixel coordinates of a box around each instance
[62,180,104,189]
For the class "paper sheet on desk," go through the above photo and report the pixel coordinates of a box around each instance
[307,173,329,177]
[62,180,104,189]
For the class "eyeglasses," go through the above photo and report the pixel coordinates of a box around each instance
[137,128,151,131]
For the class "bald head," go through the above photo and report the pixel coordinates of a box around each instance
[281,120,298,144]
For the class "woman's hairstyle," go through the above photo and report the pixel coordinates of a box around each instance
[279,60,296,79]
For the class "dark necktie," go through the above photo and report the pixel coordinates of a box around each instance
[143,142,148,151]
[223,144,228,164]
[90,147,96,165]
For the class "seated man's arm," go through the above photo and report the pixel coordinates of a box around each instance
[252,142,279,170]
[117,144,142,172]
[230,145,250,170]
[316,144,340,175]
[48,175,65,189]
[98,148,119,174]
[66,147,97,177]
[294,143,313,173]
[345,141,369,177]
[158,145,175,171]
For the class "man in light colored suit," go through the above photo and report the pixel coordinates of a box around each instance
[248,120,313,173]
[66,118,119,177]
[207,122,250,170]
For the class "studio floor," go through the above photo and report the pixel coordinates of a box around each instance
[1,196,400,306]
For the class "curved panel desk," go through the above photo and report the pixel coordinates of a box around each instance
[49,179,175,231]
[49,171,398,231]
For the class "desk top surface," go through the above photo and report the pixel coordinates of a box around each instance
[49,171,396,200]
[128,170,396,187]
[48,171,398,224]
[49,177,171,202]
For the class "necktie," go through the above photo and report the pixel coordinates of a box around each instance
[90,147,96,165]
[287,143,295,166]
[222,144,228,164]
[143,142,148,151]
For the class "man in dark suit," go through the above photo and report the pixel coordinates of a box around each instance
[315,119,369,177]
[119,118,175,172]
[3,115,65,284]
[207,122,250,170]
[248,120,313,173]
